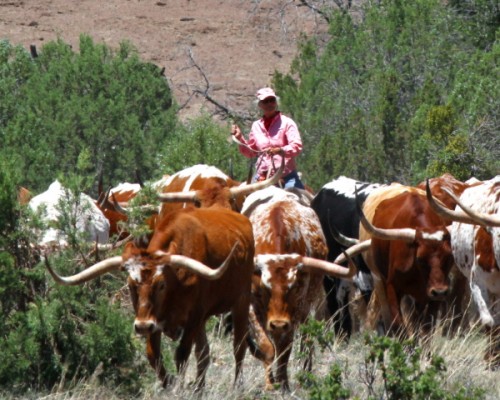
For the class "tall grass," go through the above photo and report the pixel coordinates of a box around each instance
[8,315,498,400]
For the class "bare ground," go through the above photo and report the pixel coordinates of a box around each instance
[0,0,331,120]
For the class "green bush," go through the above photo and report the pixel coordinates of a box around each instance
[0,171,147,395]
[0,36,177,194]
[298,364,351,400]
[363,335,485,400]
[273,0,499,186]
[158,112,250,181]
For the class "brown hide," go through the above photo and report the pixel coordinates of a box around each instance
[248,195,328,390]
[17,186,33,205]
[360,186,453,333]
[475,227,497,273]
[96,188,138,239]
[417,173,469,211]
[159,173,243,218]
[417,174,474,334]
[253,202,327,328]
[123,205,254,389]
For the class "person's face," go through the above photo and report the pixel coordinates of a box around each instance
[258,97,277,114]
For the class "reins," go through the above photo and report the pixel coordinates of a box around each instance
[231,136,282,186]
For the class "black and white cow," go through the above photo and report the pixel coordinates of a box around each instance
[310,176,386,337]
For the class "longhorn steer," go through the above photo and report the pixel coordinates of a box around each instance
[96,182,142,240]
[417,173,470,210]
[359,184,454,335]
[95,166,241,243]
[311,176,386,338]
[426,176,500,366]
[159,164,247,216]
[45,205,255,391]
[417,173,478,334]
[242,186,354,390]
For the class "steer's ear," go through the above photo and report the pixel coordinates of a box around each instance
[122,241,141,259]
[167,241,177,254]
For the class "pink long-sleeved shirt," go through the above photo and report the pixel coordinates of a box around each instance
[237,112,303,178]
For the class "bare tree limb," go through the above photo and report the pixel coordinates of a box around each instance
[186,48,253,123]
[296,0,332,23]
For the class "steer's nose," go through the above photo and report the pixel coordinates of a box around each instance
[268,319,291,333]
[429,287,449,299]
[134,320,156,335]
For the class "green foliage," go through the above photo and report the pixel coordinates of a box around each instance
[411,105,474,182]
[0,157,22,239]
[0,159,40,326]
[450,0,499,50]
[274,0,499,186]
[0,170,150,396]
[158,112,249,181]
[0,259,143,391]
[0,35,177,195]
[298,364,351,400]
[363,335,485,400]
[299,319,335,354]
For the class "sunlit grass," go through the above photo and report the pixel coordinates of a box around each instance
[13,313,498,400]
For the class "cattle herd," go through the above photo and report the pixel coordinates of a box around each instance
[24,166,500,392]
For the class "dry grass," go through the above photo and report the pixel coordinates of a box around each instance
[8,316,498,400]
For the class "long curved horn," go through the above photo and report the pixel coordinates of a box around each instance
[157,189,199,203]
[441,187,500,227]
[241,194,274,217]
[98,186,112,208]
[333,239,372,264]
[332,229,358,247]
[425,179,480,225]
[153,241,239,280]
[301,255,356,279]
[360,213,417,241]
[327,210,358,247]
[96,235,133,251]
[45,256,123,286]
[229,155,286,197]
[356,187,417,242]
[110,192,128,214]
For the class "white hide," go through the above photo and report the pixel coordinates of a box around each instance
[242,186,326,256]
[162,164,230,192]
[450,176,500,327]
[322,175,385,199]
[255,253,303,289]
[29,180,110,247]
[109,182,142,196]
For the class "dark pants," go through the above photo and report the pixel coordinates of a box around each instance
[282,170,305,189]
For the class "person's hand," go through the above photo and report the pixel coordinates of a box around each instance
[267,147,284,155]
[231,124,243,141]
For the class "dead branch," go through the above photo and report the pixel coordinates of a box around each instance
[296,0,352,22]
[187,48,253,123]
[297,0,330,23]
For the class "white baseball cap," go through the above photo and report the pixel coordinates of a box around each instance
[255,87,277,101]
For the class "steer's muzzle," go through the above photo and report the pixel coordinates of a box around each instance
[268,319,291,334]
[134,319,157,335]
[428,286,449,300]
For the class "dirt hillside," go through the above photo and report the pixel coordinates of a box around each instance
[0,0,332,120]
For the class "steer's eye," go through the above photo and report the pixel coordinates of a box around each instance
[157,281,166,291]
